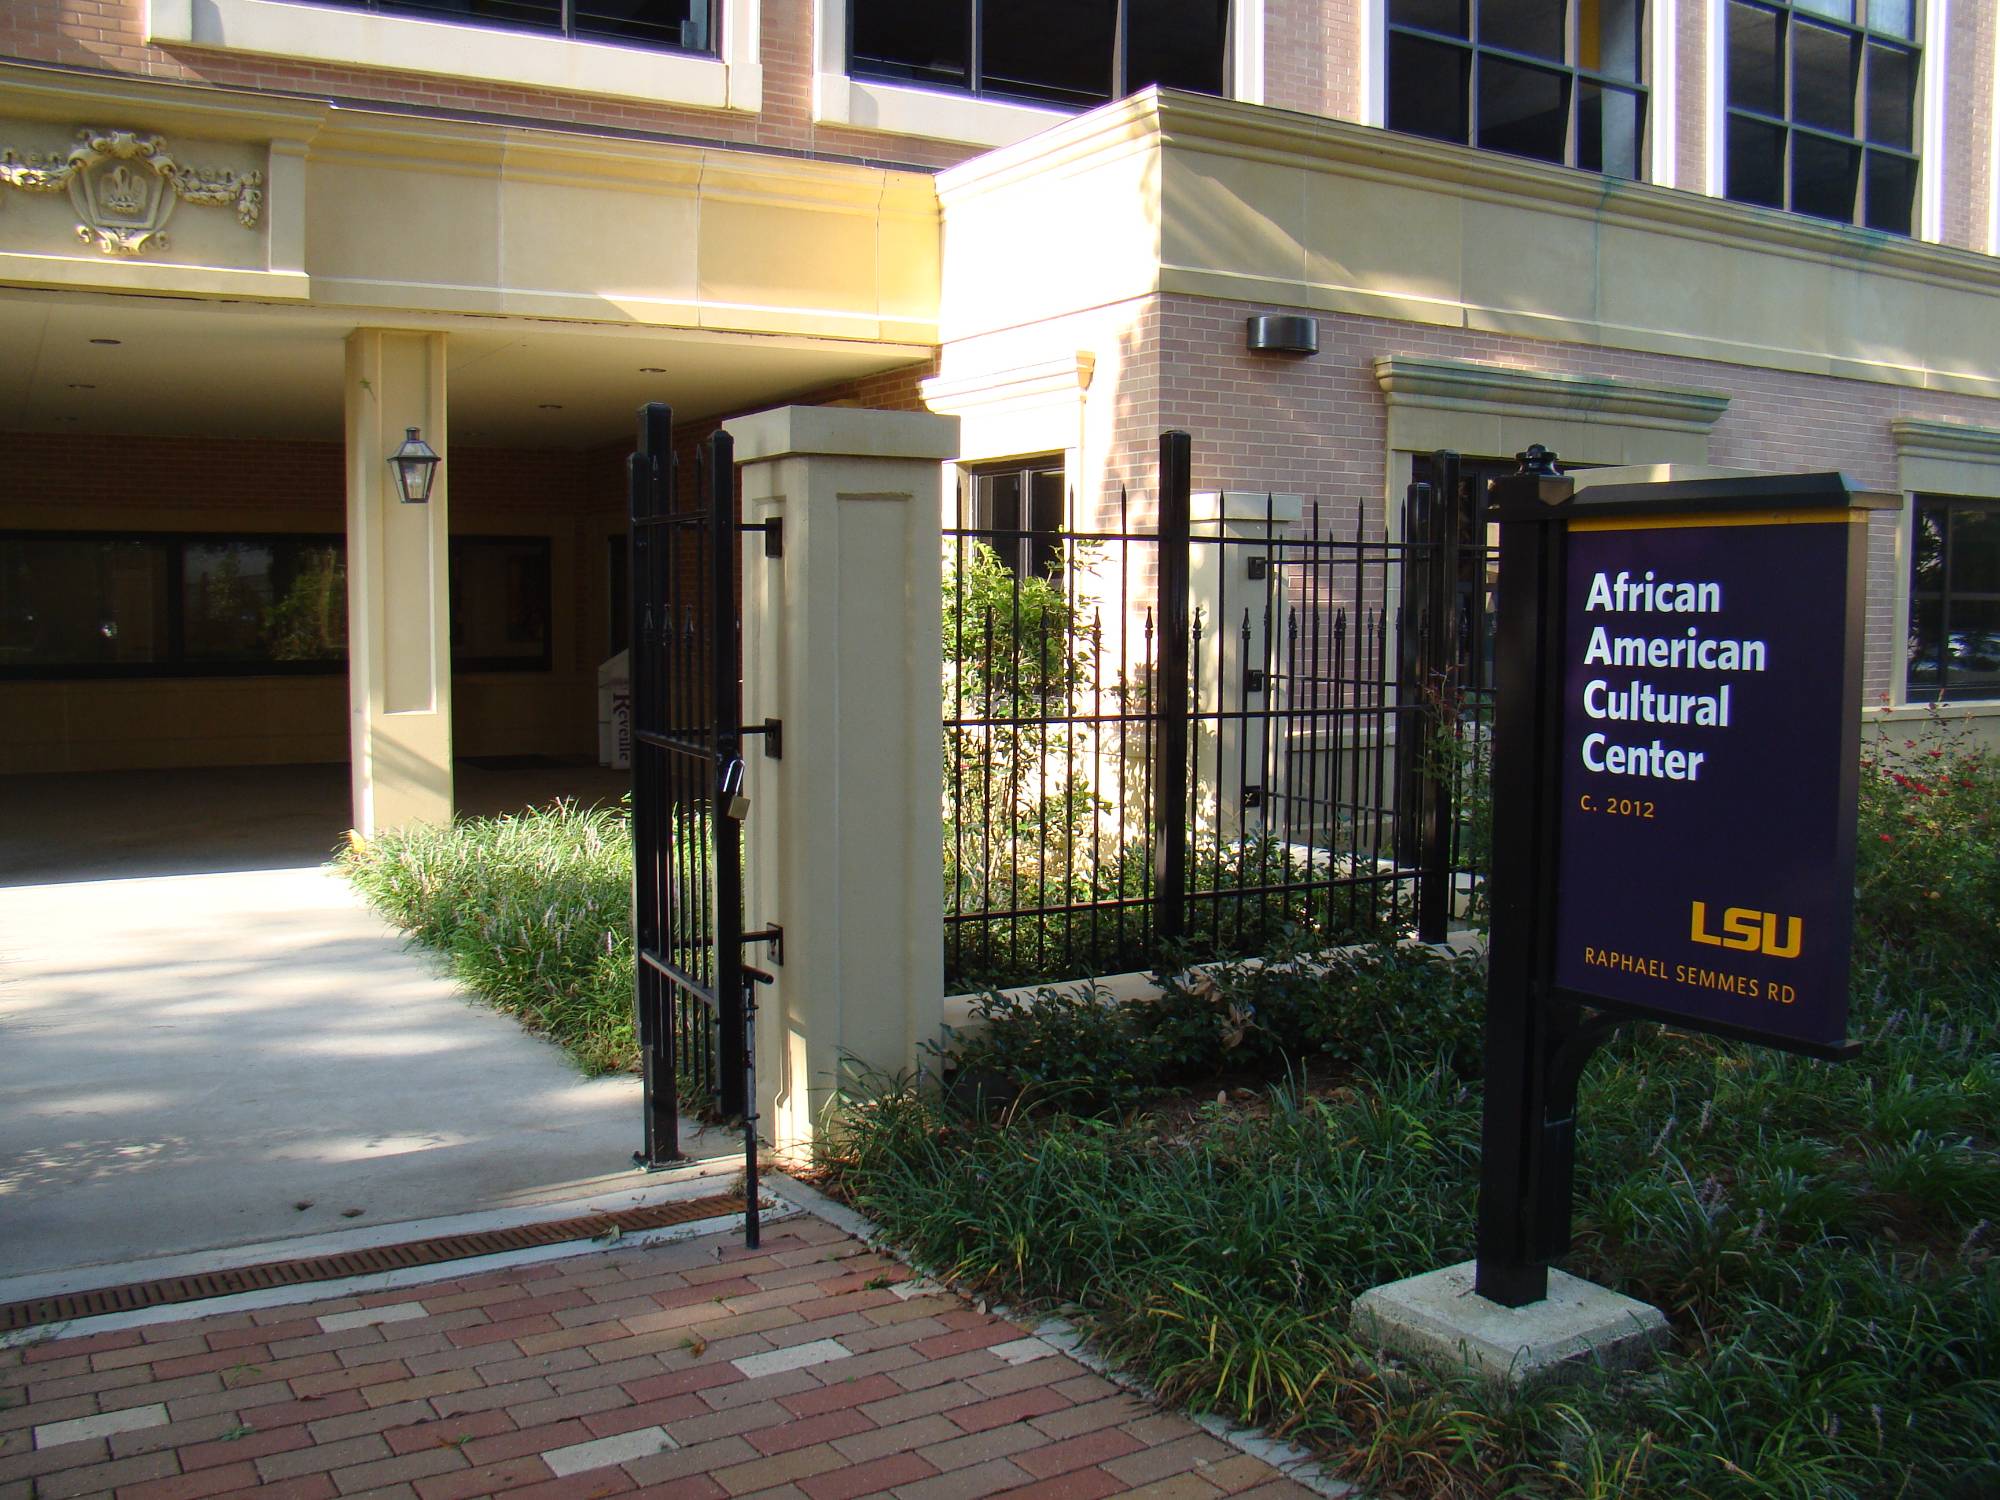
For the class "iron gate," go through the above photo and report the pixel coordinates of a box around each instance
[629,401,770,1241]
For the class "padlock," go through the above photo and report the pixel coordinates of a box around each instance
[719,756,750,821]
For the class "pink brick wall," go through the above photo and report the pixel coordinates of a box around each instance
[1945,0,1996,252]
[1675,0,1709,193]
[1087,292,2000,705]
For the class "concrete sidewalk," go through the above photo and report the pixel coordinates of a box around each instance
[0,866,723,1281]
[0,1208,1316,1499]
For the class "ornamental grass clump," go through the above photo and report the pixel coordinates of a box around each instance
[338,800,636,1074]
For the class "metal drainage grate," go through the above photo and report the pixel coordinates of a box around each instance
[1,1192,746,1334]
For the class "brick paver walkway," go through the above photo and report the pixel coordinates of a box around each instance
[0,1209,1314,1500]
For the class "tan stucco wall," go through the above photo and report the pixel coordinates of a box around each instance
[939,91,2000,401]
[0,61,940,347]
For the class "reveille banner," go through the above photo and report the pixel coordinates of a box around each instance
[1549,506,1867,1050]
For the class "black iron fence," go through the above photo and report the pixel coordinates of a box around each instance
[943,432,1492,992]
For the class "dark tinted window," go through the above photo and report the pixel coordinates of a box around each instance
[308,0,714,52]
[1,532,550,677]
[1909,498,2000,702]
[451,537,554,672]
[851,0,970,88]
[1386,0,1648,176]
[851,0,1229,106]
[1126,0,1230,94]
[965,460,1066,581]
[0,538,169,672]
[1725,0,1917,231]
[183,540,346,664]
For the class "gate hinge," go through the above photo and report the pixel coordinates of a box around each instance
[1242,785,1263,809]
[741,717,782,759]
[1244,666,1265,694]
[1246,556,1268,580]
[742,924,783,966]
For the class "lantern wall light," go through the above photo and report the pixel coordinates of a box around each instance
[389,426,441,504]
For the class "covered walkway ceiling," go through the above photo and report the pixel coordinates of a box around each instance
[0,288,932,447]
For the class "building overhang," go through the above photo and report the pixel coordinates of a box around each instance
[0,60,940,348]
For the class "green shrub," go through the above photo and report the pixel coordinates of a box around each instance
[338,800,637,1075]
[1856,715,2000,963]
[946,939,1486,1113]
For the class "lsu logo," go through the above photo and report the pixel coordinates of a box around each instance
[1689,902,1802,958]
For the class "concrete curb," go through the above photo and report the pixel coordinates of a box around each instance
[0,1166,797,1350]
[765,1172,1356,1498]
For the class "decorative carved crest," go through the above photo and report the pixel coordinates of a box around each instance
[0,127,264,256]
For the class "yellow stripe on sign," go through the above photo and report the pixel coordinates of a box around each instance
[1569,508,1866,533]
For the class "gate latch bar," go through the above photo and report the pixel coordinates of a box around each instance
[742,925,784,966]
[741,718,782,759]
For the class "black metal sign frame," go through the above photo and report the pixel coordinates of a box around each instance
[1473,451,1892,1306]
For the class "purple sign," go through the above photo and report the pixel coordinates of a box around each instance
[1551,514,1862,1049]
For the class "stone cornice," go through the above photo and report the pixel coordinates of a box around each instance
[1890,417,2000,464]
[921,355,1096,413]
[0,59,327,143]
[943,88,2000,297]
[1374,356,1731,431]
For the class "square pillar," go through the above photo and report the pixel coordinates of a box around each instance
[345,329,452,835]
[727,405,959,1155]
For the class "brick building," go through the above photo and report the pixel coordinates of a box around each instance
[3,1,1997,829]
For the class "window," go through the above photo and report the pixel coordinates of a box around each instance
[0,532,552,678]
[1724,0,1918,233]
[1386,0,1648,178]
[299,0,714,53]
[450,537,555,672]
[850,0,1231,109]
[607,535,630,658]
[0,534,345,678]
[960,460,1066,579]
[1908,497,2000,701]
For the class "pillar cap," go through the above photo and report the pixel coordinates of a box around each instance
[724,405,960,464]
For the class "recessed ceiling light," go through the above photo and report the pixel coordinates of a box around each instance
[89,338,121,346]
[538,403,563,410]
[639,367,667,374]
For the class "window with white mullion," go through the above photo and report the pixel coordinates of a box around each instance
[300,0,717,53]
[849,0,1232,111]
[1386,0,1650,178]
[1724,0,1918,232]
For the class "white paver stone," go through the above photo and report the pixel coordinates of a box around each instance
[543,1425,677,1476]
[35,1403,168,1449]
[318,1301,430,1332]
[988,1337,1056,1365]
[731,1337,852,1379]
[889,1277,947,1301]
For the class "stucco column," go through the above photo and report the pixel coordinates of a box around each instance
[727,405,959,1156]
[345,329,452,835]
[1190,491,1303,841]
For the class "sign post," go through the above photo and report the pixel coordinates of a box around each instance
[1473,451,1893,1307]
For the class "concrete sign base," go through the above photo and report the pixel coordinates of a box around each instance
[1351,1261,1668,1387]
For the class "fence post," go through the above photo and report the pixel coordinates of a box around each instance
[1417,450,1461,943]
[1154,431,1193,946]
[726,405,959,1157]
